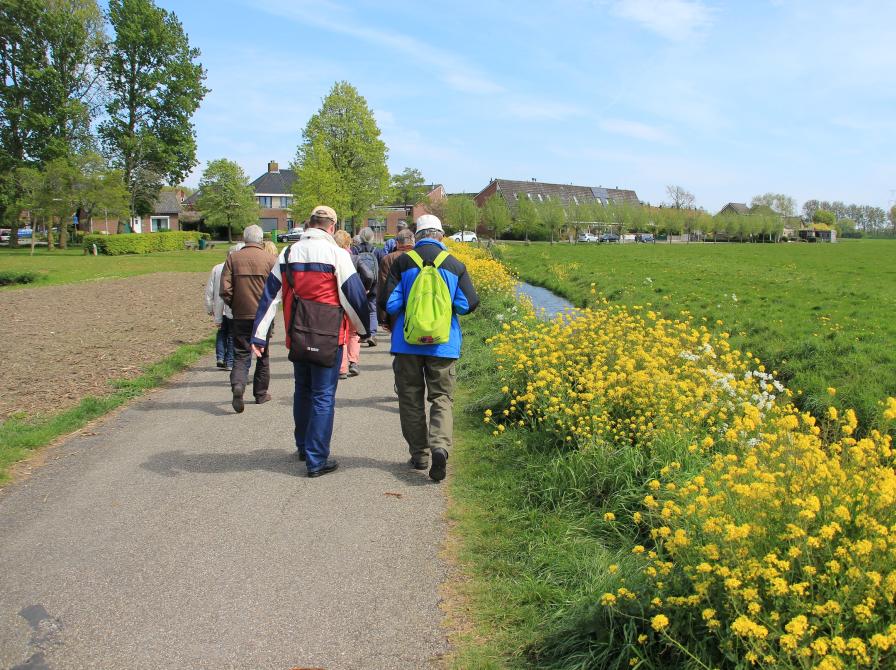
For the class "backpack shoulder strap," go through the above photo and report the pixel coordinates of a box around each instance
[432,250,450,269]
[282,243,294,289]
[406,250,424,269]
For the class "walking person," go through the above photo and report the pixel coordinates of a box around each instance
[220,225,276,412]
[251,206,370,478]
[354,226,380,347]
[377,227,414,329]
[334,229,362,380]
[205,253,235,370]
[379,214,479,482]
[376,220,409,263]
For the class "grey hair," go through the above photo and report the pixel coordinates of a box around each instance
[352,235,362,246]
[396,221,409,231]
[415,229,443,242]
[396,229,414,245]
[359,226,375,244]
[242,224,263,244]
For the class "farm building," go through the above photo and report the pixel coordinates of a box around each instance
[473,178,640,213]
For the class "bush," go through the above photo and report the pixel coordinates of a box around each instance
[0,270,38,286]
[83,231,209,255]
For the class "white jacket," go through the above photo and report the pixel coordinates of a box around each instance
[204,262,233,323]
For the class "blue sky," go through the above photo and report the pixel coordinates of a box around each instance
[171,0,896,213]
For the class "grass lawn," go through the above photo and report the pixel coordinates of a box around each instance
[498,239,896,429]
[0,246,229,289]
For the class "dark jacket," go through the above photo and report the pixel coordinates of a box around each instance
[379,239,479,359]
[376,247,411,326]
[220,242,276,319]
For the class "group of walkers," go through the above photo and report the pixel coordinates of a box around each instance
[203,207,479,482]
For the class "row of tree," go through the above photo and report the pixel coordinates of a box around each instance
[1,0,207,247]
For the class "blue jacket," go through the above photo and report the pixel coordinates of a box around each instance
[378,239,479,359]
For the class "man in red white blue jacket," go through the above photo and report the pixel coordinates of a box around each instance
[250,205,369,477]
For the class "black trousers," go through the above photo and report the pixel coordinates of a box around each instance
[230,319,271,397]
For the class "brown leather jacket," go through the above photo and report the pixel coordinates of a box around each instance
[376,247,410,326]
[220,242,276,319]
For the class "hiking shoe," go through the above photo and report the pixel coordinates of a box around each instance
[409,457,429,470]
[339,372,348,380]
[255,392,272,404]
[307,460,339,478]
[429,448,448,482]
[366,336,377,347]
[216,360,225,368]
[348,362,360,377]
[232,384,245,413]
[296,450,306,462]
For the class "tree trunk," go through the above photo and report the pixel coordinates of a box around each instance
[58,218,68,249]
[47,218,55,250]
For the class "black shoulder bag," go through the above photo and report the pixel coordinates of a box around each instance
[282,244,344,367]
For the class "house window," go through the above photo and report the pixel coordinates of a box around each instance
[150,216,169,232]
[280,196,292,208]
[258,196,272,208]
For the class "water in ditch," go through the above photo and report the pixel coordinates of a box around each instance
[515,282,576,320]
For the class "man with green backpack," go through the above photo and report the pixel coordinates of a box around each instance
[379,214,480,482]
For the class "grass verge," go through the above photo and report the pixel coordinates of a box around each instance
[448,293,620,669]
[0,335,215,483]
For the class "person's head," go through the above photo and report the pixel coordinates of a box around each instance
[242,224,263,244]
[396,228,414,250]
[359,226,374,245]
[333,229,352,249]
[414,214,444,242]
[263,240,278,256]
[396,220,409,232]
[352,235,362,247]
[307,205,338,234]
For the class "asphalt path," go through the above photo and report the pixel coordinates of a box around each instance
[0,342,450,670]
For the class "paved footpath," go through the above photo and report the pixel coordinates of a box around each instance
[0,342,450,670]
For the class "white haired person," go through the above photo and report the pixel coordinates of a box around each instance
[220,225,276,412]
[203,244,243,371]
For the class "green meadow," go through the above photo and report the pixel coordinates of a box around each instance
[498,239,896,429]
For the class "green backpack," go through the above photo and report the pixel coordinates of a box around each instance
[403,250,452,345]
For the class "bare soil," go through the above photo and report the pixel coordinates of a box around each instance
[0,272,215,421]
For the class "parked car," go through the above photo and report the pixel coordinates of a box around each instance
[636,233,655,243]
[277,227,304,242]
[599,233,620,243]
[0,227,32,243]
[450,230,477,242]
[577,232,598,243]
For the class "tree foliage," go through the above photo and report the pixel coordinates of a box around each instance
[537,196,566,244]
[297,81,389,228]
[514,194,541,242]
[665,184,696,209]
[481,194,512,239]
[197,159,258,242]
[292,132,347,222]
[750,192,796,217]
[390,167,429,210]
[100,0,207,218]
[443,195,479,234]
[803,199,888,233]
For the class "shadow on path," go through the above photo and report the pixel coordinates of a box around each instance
[131,400,232,417]
[140,449,432,486]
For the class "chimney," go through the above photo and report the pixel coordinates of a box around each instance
[268,160,279,173]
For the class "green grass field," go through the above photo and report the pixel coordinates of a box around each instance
[499,239,896,429]
[0,246,229,289]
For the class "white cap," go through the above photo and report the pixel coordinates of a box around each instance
[415,214,443,233]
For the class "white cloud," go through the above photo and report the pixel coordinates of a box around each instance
[248,0,503,95]
[611,0,713,41]
[599,118,674,143]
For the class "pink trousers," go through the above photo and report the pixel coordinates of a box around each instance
[340,326,361,374]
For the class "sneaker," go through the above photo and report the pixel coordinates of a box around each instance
[409,457,429,470]
[255,392,272,404]
[429,448,448,482]
[231,384,245,413]
[366,336,377,347]
[216,360,225,368]
[348,362,360,377]
[339,372,348,380]
[307,460,339,478]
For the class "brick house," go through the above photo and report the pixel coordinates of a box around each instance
[250,160,297,233]
[364,184,446,239]
[473,178,640,214]
[87,190,184,234]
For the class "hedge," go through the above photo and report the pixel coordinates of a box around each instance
[0,270,38,286]
[83,231,209,255]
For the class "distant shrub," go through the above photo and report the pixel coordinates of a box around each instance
[83,231,209,255]
[0,270,38,286]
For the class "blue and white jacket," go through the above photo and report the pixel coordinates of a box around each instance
[378,239,479,359]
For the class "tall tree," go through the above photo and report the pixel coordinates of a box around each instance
[197,159,258,243]
[481,194,511,240]
[72,151,130,232]
[443,195,479,235]
[292,131,347,222]
[100,0,207,224]
[665,184,695,209]
[515,193,540,243]
[390,167,429,218]
[538,196,565,244]
[298,81,389,230]
[750,192,796,217]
